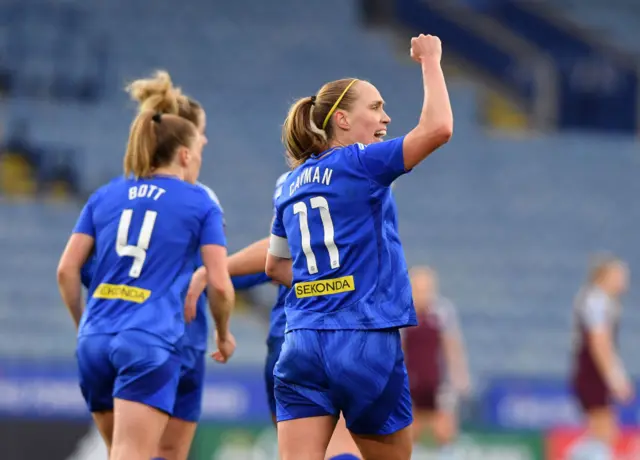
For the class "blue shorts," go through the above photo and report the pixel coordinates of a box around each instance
[76,330,182,415]
[264,335,285,416]
[274,329,413,436]
[172,346,206,422]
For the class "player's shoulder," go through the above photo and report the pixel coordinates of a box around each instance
[89,175,127,204]
[583,287,610,309]
[276,171,291,187]
[273,172,291,201]
[435,296,456,316]
[188,182,222,213]
[196,181,223,209]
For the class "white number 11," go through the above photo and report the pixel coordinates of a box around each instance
[293,196,339,275]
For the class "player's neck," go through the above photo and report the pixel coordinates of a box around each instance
[151,166,184,181]
[329,134,354,149]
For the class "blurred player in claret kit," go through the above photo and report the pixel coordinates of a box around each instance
[403,266,470,459]
[265,33,452,460]
[57,75,235,459]
[568,255,633,460]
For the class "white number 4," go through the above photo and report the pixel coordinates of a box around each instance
[116,209,157,278]
[293,196,339,275]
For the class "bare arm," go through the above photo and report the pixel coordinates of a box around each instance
[265,234,293,288]
[588,327,627,392]
[440,302,470,393]
[201,245,235,340]
[403,35,453,171]
[442,332,470,394]
[228,237,270,277]
[265,254,293,288]
[57,233,94,328]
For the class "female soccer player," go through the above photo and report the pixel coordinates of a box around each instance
[125,70,232,460]
[265,33,452,460]
[568,255,633,460]
[192,171,363,459]
[403,266,470,456]
[57,107,235,460]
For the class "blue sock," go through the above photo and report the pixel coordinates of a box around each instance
[329,455,360,460]
[151,458,167,460]
[567,437,612,460]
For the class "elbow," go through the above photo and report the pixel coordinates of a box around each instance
[432,123,453,147]
[209,284,230,302]
[56,263,75,286]
[208,274,233,302]
[265,264,279,283]
[265,264,286,286]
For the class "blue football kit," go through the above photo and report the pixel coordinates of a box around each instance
[269,138,416,434]
[73,175,225,415]
[79,182,272,420]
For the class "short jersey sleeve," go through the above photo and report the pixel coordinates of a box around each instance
[439,298,461,336]
[582,292,611,330]
[200,205,226,247]
[354,136,408,186]
[73,196,97,237]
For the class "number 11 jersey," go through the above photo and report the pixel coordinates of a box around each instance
[73,175,225,344]
[270,137,416,332]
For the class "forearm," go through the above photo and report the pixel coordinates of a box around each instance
[57,270,83,328]
[228,238,270,277]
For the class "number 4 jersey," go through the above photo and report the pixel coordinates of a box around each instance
[270,138,416,331]
[73,175,226,344]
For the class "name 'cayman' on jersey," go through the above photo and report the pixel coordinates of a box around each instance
[271,138,416,331]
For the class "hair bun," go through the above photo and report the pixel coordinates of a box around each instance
[126,70,182,115]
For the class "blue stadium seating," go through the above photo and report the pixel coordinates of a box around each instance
[1,0,640,388]
[551,0,640,55]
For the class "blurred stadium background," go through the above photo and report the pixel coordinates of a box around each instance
[1,0,640,458]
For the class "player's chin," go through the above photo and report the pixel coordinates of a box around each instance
[371,135,385,143]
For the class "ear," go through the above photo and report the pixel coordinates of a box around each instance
[333,110,351,131]
[177,146,191,167]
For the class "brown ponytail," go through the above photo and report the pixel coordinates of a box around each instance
[282,78,359,168]
[124,111,197,179]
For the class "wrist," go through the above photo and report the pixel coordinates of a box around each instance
[421,57,441,68]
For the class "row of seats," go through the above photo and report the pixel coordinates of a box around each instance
[549,0,640,56]
[1,127,639,382]
[1,0,639,385]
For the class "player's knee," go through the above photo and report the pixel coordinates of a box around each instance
[155,442,181,460]
[155,436,183,460]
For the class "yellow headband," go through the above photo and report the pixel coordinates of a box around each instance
[322,79,358,130]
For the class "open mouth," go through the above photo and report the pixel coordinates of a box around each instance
[374,129,387,140]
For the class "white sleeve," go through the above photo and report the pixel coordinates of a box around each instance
[582,293,610,330]
[439,298,461,336]
[269,234,291,259]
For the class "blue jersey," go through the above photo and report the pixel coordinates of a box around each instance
[270,138,416,331]
[73,175,226,344]
[269,172,291,338]
[182,182,223,351]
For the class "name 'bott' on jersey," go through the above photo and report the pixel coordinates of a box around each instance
[77,175,225,345]
[272,139,416,331]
